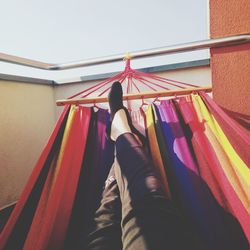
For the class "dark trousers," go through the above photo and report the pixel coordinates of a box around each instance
[87,133,192,250]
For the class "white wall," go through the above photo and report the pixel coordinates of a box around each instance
[0,81,56,209]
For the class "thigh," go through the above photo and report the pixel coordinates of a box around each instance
[86,165,122,250]
[114,133,194,250]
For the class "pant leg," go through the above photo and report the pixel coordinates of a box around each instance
[87,164,122,250]
[114,132,193,250]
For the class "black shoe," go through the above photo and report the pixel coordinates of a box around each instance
[106,81,146,144]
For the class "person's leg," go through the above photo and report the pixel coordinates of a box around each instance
[87,164,122,250]
[113,131,191,250]
[88,81,194,250]
[108,82,193,250]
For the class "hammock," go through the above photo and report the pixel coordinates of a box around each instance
[0,62,249,250]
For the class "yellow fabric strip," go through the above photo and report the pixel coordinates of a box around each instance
[193,95,250,189]
[52,105,76,186]
[192,94,250,213]
[145,105,171,198]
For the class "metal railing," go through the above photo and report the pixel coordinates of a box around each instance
[0,34,249,70]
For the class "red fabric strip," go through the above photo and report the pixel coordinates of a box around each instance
[25,106,91,250]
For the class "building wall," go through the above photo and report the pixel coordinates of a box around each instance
[210,0,250,128]
[0,81,56,209]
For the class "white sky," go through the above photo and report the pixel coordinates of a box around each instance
[0,0,209,81]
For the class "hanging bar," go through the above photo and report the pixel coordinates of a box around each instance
[0,34,250,70]
[56,86,212,106]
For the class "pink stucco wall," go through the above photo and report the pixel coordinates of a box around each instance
[210,0,250,128]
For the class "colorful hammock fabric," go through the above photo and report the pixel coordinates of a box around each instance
[0,93,249,249]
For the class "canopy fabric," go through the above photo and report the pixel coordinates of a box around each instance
[0,93,249,249]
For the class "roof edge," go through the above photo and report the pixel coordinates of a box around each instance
[55,59,210,85]
[0,59,209,86]
[0,73,54,85]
